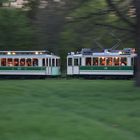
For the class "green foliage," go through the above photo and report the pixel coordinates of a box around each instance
[60,0,135,54]
[0,9,35,50]
[0,80,140,140]
[24,0,40,18]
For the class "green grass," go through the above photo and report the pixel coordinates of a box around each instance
[0,79,140,140]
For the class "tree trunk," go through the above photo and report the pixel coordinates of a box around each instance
[134,0,140,86]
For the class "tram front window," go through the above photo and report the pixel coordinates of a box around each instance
[68,58,72,66]
[42,59,45,66]
[46,58,48,66]
[56,59,60,66]
[74,58,78,66]
[52,59,55,66]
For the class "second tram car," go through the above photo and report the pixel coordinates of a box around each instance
[67,48,136,79]
[0,50,60,78]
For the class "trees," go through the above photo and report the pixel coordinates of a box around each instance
[133,0,140,86]
[0,9,35,50]
[64,0,135,50]
[105,0,140,86]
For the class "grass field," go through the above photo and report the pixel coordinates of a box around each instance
[0,79,140,140]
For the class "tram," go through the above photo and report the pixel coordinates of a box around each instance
[0,50,60,78]
[67,48,136,79]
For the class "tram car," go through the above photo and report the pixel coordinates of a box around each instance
[67,48,136,79]
[0,50,60,78]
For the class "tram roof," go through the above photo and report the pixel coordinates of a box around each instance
[0,50,60,57]
[0,50,58,55]
[0,50,48,54]
[67,48,136,57]
[67,52,137,57]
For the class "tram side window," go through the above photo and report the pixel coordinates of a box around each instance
[68,58,72,66]
[49,59,51,66]
[20,59,25,66]
[56,59,60,66]
[42,58,45,66]
[93,58,98,65]
[52,59,55,66]
[100,57,105,65]
[8,58,13,66]
[131,57,134,66]
[33,58,38,66]
[106,57,112,66]
[1,58,6,66]
[79,58,81,66]
[114,57,119,65]
[121,57,127,66]
[74,58,78,66]
[86,57,91,66]
[26,58,32,66]
[46,58,48,66]
[14,59,19,66]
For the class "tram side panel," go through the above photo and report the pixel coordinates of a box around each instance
[0,55,61,77]
[79,56,134,76]
[67,54,135,77]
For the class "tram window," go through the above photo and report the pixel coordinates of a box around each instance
[68,58,72,66]
[121,57,127,66]
[131,57,134,66]
[106,57,112,66]
[1,58,6,66]
[100,57,105,65]
[49,59,51,66]
[42,59,45,66]
[26,58,32,66]
[20,59,25,66]
[52,59,55,66]
[114,57,119,65]
[86,57,91,66]
[79,58,81,66]
[46,58,48,66]
[33,58,38,66]
[7,58,13,66]
[56,59,60,66]
[74,58,78,66]
[14,59,19,66]
[93,58,98,65]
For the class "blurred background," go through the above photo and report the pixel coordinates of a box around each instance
[0,0,137,69]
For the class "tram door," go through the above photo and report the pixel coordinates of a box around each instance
[48,58,52,75]
[67,57,73,75]
[67,57,80,75]
[73,58,80,75]
[45,58,52,75]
